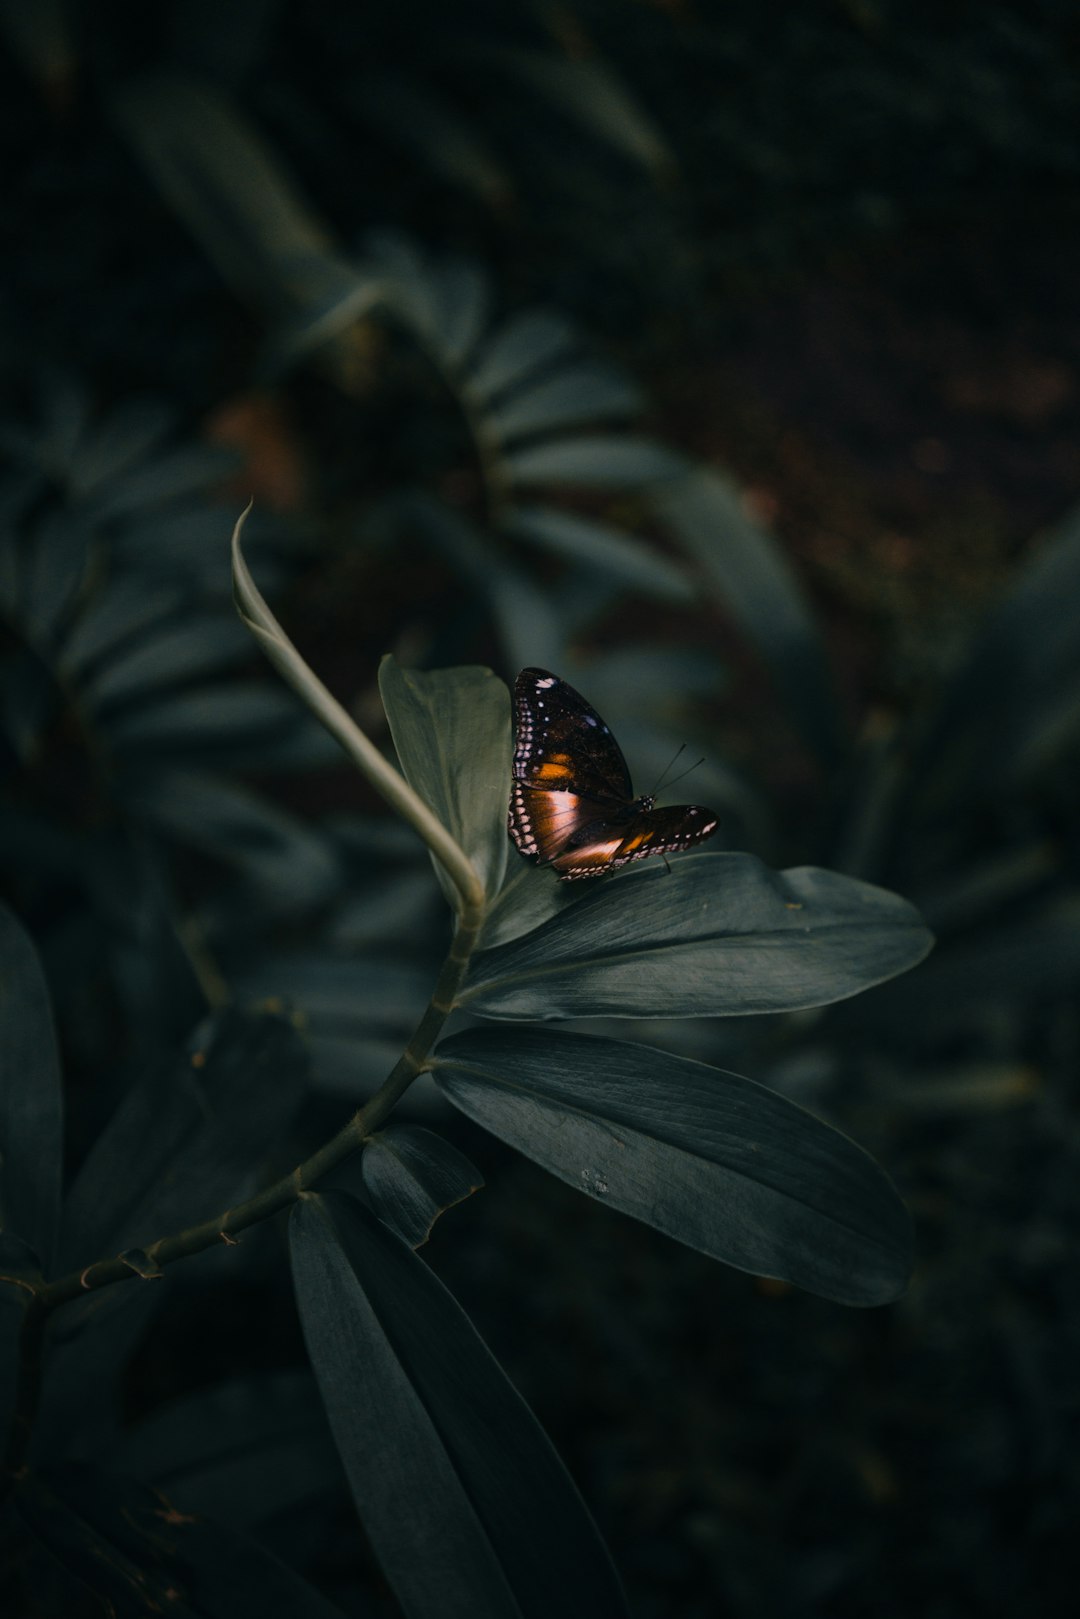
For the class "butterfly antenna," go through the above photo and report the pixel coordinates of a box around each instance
[652,746,706,799]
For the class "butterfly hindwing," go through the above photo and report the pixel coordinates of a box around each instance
[509,668,719,880]
[549,803,719,880]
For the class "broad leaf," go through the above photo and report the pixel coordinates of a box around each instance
[16,1464,345,1618]
[379,655,511,901]
[290,1191,627,1619]
[461,853,933,1020]
[432,1028,912,1306]
[0,904,63,1269]
[361,1125,483,1247]
[656,468,843,766]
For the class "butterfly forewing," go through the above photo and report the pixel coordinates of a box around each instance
[512,668,633,803]
[509,668,719,880]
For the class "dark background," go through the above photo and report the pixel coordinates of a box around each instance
[3,3,1079,1615]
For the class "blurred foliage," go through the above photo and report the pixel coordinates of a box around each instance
[2,0,1080,1614]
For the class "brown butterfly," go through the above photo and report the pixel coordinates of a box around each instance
[508,668,719,881]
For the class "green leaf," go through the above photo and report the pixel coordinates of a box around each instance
[102,684,320,760]
[113,1371,339,1531]
[85,619,252,711]
[432,1028,912,1306]
[429,257,493,371]
[479,48,674,178]
[487,363,644,442]
[908,502,1080,810]
[0,904,63,1269]
[289,1191,628,1619]
[656,468,843,766]
[465,310,580,402]
[58,581,188,677]
[461,854,933,1020]
[40,1011,309,1452]
[58,1009,306,1273]
[120,772,342,909]
[403,496,564,673]
[379,655,511,902]
[16,1464,345,1618]
[504,503,693,601]
[502,435,687,490]
[358,78,512,214]
[115,75,332,308]
[361,1125,483,1247]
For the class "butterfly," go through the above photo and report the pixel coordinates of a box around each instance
[508,667,719,881]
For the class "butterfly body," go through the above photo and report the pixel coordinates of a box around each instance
[508,668,719,880]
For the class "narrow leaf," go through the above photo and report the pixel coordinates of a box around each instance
[487,363,644,442]
[58,1009,306,1270]
[433,1028,912,1306]
[16,1464,345,1618]
[361,1125,483,1246]
[503,436,687,490]
[85,618,252,711]
[290,1191,627,1619]
[480,48,674,177]
[461,854,933,1020]
[113,1371,339,1531]
[0,904,63,1268]
[505,503,693,600]
[116,75,332,307]
[465,310,580,402]
[657,468,843,766]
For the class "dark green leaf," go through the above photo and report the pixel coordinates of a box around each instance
[120,771,342,908]
[236,952,429,1034]
[114,1371,340,1531]
[116,75,332,308]
[656,468,843,766]
[461,854,933,1020]
[16,1464,345,1618]
[402,495,564,674]
[0,1233,36,1449]
[290,1191,627,1619]
[465,309,580,402]
[433,1027,912,1305]
[102,684,318,759]
[502,436,687,490]
[479,48,674,177]
[0,904,63,1268]
[487,364,644,442]
[430,257,493,370]
[86,618,251,710]
[358,79,511,214]
[58,581,188,677]
[58,1008,306,1271]
[379,654,511,901]
[361,1125,483,1246]
[504,504,693,600]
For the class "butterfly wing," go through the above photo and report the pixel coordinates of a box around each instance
[509,668,633,863]
[509,667,719,878]
[549,804,719,881]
